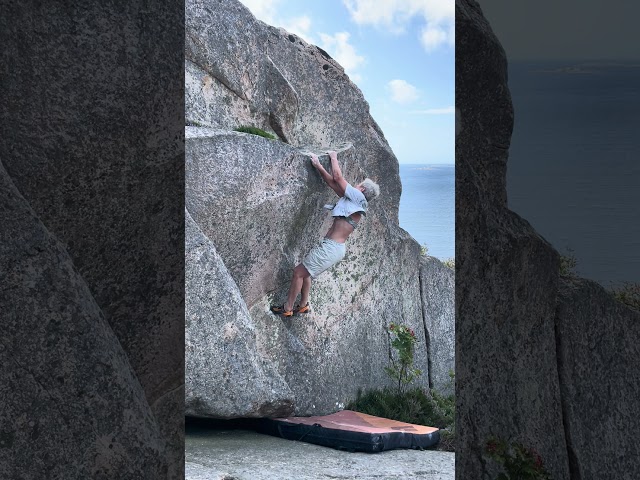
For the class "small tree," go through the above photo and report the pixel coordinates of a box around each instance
[385,323,422,394]
[558,247,578,277]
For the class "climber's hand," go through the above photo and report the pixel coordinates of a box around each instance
[327,150,337,161]
[310,154,320,168]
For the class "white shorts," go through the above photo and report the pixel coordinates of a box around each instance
[302,238,346,278]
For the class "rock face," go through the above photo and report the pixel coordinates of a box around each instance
[456,2,571,477]
[1,2,184,476]
[0,163,168,479]
[419,257,455,396]
[556,277,640,479]
[185,0,401,216]
[457,1,640,478]
[456,3,570,476]
[185,128,429,416]
[184,0,455,418]
[185,210,294,418]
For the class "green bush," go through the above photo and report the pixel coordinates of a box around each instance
[442,257,455,270]
[347,387,454,432]
[348,323,455,452]
[485,437,551,479]
[420,244,429,256]
[234,125,277,140]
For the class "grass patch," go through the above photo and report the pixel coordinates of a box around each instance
[557,250,639,311]
[234,125,277,140]
[186,119,206,127]
[347,387,455,451]
[610,282,640,311]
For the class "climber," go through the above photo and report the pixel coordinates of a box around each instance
[270,150,380,317]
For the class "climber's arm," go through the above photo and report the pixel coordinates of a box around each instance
[310,154,341,194]
[328,151,347,197]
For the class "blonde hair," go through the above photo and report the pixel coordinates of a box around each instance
[360,178,380,201]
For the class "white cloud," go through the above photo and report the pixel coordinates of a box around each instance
[239,0,281,25]
[388,79,420,104]
[239,1,313,42]
[319,32,366,80]
[421,20,455,51]
[343,0,454,52]
[410,105,455,114]
[282,15,313,42]
[343,0,453,28]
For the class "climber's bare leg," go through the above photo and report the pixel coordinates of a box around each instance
[300,276,311,308]
[285,264,311,312]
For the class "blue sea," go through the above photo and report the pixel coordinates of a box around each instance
[506,61,640,286]
[398,164,455,260]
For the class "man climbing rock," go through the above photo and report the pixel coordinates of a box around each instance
[270,150,380,317]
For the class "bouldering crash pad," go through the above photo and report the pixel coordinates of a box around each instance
[257,410,440,453]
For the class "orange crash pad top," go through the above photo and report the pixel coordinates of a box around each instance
[274,410,439,435]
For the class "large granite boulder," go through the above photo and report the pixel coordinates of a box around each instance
[456,1,570,478]
[185,210,294,418]
[183,0,455,419]
[420,256,455,396]
[556,277,640,479]
[457,1,640,478]
[185,126,429,416]
[0,2,184,474]
[0,163,168,479]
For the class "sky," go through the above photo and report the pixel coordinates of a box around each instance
[478,0,640,61]
[238,0,454,165]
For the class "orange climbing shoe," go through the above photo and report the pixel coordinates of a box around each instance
[270,304,294,317]
[295,304,311,314]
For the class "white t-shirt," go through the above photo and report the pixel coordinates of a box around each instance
[331,183,368,218]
